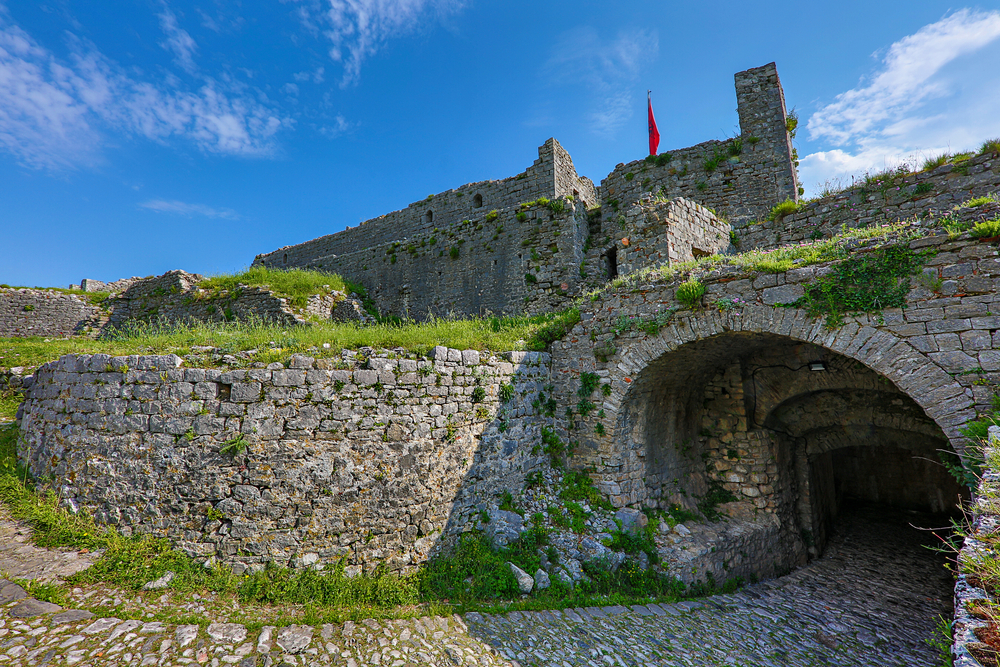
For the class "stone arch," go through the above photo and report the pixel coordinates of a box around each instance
[425,210,434,224]
[579,306,972,573]
[473,193,483,208]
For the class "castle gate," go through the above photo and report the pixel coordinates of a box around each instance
[552,231,994,578]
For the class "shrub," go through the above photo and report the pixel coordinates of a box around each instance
[962,193,1000,208]
[449,246,460,260]
[485,210,499,223]
[768,199,801,221]
[675,279,705,308]
[980,138,1000,155]
[970,218,1000,239]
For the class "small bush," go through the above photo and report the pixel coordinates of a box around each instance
[524,273,537,285]
[471,386,486,403]
[449,246,460,260]
[675,279,705,308]
[971,218,1000,239]
[962,193,1000,208]
[980,138,1000,155]
[498,383,515,403]
[22,304,35,312]
[485,210,499,223]
[767,199,801,221]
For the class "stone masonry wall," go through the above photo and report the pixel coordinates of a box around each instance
[737,151,1000,250]
[611,197,732,278]
[253,139,595,272]
[599,63,799,225]
[308,198,593,319]
[16,349,554,575]
[0,289,106,338]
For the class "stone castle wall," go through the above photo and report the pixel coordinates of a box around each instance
[16,349,553,574]
[248,64,798,320]
[0,289,106,338]
[252,139,595,272]
[736,151,1000,250]
[598,63,799,226]
[611,197,732,278]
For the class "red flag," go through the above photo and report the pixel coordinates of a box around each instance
[647,91,660,156]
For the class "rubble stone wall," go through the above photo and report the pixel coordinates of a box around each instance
[736,152,1000,251]
[16,349,553,574]
[0,289,105,338]
[599,63,799,225]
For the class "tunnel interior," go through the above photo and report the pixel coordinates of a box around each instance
[620,332,966,565]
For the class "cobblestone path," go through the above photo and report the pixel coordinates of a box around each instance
[467,507,954,666]
[0,507,953,666]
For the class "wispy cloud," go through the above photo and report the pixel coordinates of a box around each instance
[319,114,350,137]
[288,0,465,86]
[543,27,658,136]
[800,9,1000,193]
[139,199,240,219]
[0,11,290,170]
[157,6,198,73]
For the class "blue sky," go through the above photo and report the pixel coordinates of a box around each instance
[2,1,1000,288]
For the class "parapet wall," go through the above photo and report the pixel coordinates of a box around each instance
[0,289,105,338]
[599,63,799,225]
[737,151,1000,251]
[16,349,552,574]
[253,139,595,272]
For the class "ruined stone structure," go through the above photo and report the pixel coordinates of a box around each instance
[253,63,796,320]
[0,288,106,338]
[9,61,1000,662]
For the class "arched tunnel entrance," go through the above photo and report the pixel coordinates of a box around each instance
[619,332,966,575]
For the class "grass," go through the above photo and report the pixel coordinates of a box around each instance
[767,199,802,221]
[587,219,917,304]
[0,422,731,622]
[199,267,350,309]
[0,310,580,370]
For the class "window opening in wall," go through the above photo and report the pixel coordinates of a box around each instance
[473,194,483,208]
[605,246,618,279]
[283,253,287,266]
[425,210,433,224]
[692,247,712,259]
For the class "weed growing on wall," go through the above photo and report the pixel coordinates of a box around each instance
[675,279,705,308]
[767,199,802,222]
[971,218,1000,239]
[789,244,928,327]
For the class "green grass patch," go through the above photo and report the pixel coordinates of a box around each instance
[1,309,583,371]
[200,267,348,309]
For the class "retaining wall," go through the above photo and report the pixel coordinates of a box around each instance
[16,349,552,574]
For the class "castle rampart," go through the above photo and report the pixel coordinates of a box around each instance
[249,64,798,320]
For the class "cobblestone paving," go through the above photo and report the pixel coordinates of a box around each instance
[0,508,952,666]
[467,507,954,666]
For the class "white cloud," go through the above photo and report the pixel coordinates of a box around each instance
[293,66,325,83]
[543,27,658,136]
[319,114,350,137]
[158,6,198,73]
[283,82,300,95]
[0,12,289,170]
[289,0,464,86]
[800,9,1000,195]
[139,199,240,219]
